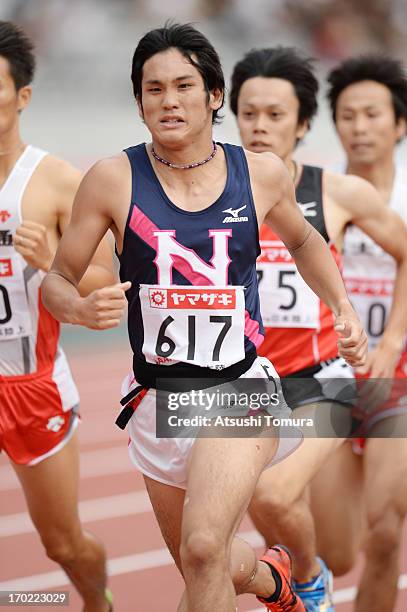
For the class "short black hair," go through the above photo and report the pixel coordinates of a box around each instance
[230,47,319,126]
[328,54,407,123]
[0,21,35,90]
[131,22,225,124]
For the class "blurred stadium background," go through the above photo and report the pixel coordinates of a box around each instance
[1,1,407,610]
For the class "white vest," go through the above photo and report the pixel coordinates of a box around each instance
[0,146,80,411]
[341,163,407,349]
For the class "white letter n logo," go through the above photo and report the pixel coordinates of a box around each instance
[154,229,231,285]
[129,206,232,285]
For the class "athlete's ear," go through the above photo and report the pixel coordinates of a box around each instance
[209,88,224,111]
[296,119,309,142]
[395,116,406,143]
[17,86,32,114]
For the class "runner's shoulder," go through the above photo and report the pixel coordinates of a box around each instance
[324,170,380,214]
[84,153,130,186]
[38,154,82,195]
[244,149,289,194]
[76,153,131,210]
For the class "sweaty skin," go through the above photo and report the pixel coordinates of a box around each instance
[42,47,366,612]
[312,73,407,612]
[233,68,407,590]
[0,42,115,612]
[237,75,407,377]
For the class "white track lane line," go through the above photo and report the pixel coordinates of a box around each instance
[0,445,132,491]
[2,525,405,609]
[1,524,407,606]
[0,491,152,537]
[0,530,262,589]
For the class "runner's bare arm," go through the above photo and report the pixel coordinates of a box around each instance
[331,173,407,375]
[14,157,116,293]
[55,159,117,295]
[42,156,131,329]
[254,155,367,367]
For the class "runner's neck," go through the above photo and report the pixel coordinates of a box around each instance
[284,156,302,188]
[346,156,396,205]
[146,142,227,210]
[0,127,26,187]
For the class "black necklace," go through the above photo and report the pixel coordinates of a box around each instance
[151,141,217,169]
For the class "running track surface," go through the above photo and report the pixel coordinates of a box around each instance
[1,340,407,611]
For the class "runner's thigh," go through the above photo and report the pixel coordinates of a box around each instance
[183,435,277,543]
[363,437,407,520]
[12,431,81,538]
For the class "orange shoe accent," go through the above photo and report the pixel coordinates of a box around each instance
[257,546,306,611]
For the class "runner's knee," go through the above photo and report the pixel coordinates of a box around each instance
[323,548,356,576]
[366,509,402,558]
[252,485,296,519]
[41,528,83,566]
[180,528,226,569]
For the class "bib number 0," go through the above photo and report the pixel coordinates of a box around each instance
[0,285,12,324]
[367,302,386,338]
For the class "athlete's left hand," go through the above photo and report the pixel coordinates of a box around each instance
[334,307,368,368]
[356,340,400,379]
[14,221,53,272]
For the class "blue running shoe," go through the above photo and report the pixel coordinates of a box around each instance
[292,557,334,611]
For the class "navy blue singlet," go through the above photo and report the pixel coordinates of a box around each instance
[118,143,264,387]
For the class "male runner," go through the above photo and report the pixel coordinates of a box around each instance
[42,24,366,612]
[0,21,115,612]
[230,47,407,611]
[310,55,407,612]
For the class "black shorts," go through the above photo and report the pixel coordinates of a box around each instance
[281,357,356,410]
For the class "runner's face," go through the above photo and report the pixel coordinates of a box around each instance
[236,77,307,161]
[335,80,406,166]
[0,56,31,138]
[139,48,222,148]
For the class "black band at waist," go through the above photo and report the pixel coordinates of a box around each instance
[283,356,341,379]
[133,349,257,391]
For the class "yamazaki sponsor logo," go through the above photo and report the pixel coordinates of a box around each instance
[0,258,12,277]
[0,210,11,223]
[148,288,236,309]
[258,241,293,264]
[345,277,394,296]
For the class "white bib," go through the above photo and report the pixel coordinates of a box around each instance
[343,226,397,348]
[257,241,319,329]
[345,274,393,347]
[140,285,246,369]
[0,252,32,340]
[337,161,407,351]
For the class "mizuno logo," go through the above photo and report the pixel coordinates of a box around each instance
[222,205,247,218]
[222,205,248,223]
[298,201,317,217]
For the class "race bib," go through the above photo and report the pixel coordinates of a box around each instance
[345,277,393,349]
[257,241,319,328]
[0,254,32,340]
[140,285,246,369]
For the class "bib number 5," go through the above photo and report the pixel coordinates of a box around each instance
[278,270,297,310]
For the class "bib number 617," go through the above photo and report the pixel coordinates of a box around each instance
[156,314,232,362]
